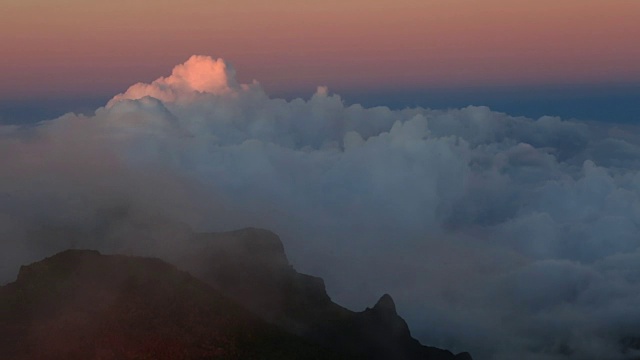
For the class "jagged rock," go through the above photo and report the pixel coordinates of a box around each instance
[0,250,344,360]
[170,227,472,360]
[7,225,472,360]
[374,293,398,314]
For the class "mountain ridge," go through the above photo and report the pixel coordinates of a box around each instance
[1,226,472,360]
[161,227,472,360]
[1,249,344,360]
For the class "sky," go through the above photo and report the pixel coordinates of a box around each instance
[2,2,640,360]
[1,0,639,122]
[3,54,640,360]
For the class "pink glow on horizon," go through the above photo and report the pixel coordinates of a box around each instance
[1,0,639,98]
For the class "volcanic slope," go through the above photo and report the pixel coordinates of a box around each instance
[0,249,345,360]
[168,227,472,360]
[3,226,472,359]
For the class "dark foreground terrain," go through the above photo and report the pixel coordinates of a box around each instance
[0,228,472,360]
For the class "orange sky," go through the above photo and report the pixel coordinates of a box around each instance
[1,0,639,98]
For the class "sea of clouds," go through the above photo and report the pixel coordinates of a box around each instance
[2,55,640,359]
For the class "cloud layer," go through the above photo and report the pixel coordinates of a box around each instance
[2,56,640,360]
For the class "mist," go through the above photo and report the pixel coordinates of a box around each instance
[2,55,640,359]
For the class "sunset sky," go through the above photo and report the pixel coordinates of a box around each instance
[5,2,640,359]
[1,0,639,121]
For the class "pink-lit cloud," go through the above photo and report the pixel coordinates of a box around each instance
[108,55,246,106]
[2,57,640,360]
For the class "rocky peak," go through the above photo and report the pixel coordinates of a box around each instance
[185,227,290,271]
[12,227,472,360]
[373,293,397,315]
[177,228,473,360]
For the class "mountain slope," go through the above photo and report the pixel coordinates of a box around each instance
[6,225,473,359]
[0,249,344,360]
[168,227,472,360]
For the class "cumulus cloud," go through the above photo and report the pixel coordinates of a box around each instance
[107,55,244,105]
[2,55,640,359]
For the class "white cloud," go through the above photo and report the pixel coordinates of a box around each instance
[2,56,640,359]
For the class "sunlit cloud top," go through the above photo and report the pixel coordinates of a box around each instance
[108,55,244,105]
[3,55,640,359]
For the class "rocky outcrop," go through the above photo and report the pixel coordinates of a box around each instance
[169,227,472,360]
[0,250,344,360]
[4,225,472,359]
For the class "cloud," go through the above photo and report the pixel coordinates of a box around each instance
[2,56,640,359]
[107,55,244,106]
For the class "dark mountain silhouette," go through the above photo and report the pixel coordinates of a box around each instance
[0,249,343,360]
[166,227,472,360]
[2,226,472,359]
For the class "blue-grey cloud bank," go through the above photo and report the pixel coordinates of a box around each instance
[2,56,640,360]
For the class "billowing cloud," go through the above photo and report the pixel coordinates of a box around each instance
[2,56,640,360]
[107,55,244,105]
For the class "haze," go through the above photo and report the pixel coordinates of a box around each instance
[1,2,640,360]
